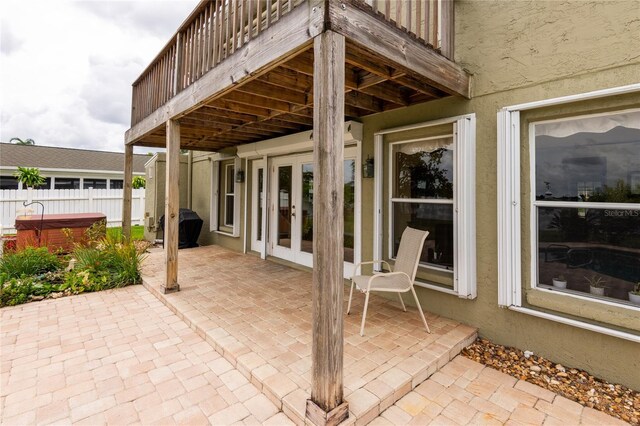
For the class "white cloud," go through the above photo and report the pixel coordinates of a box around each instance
[0,0,197,154]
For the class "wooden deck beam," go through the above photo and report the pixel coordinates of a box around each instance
[307,30,348,426]
[121,144,134,239]
[329,0,470,98]
[163,119,181,294]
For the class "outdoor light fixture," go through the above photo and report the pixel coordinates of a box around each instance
[363,156,375,178]
[235,170,245,183]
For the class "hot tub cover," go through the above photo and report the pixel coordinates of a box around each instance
[15,213,107,230]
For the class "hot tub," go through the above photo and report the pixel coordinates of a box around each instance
[15,213,106,252]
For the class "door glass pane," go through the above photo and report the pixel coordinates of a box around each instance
[393,202,454,270]
[257,168,263,241]
[301,164,314,254]
[277,166,292,248]
[300,160,356,263]
[344,160,355,263]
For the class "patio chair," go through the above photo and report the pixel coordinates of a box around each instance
[347,227,431,336]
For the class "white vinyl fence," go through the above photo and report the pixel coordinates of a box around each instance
[0,188,145,235]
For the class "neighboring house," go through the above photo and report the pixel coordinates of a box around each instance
[0,143,147,189]
[121,0,640,415]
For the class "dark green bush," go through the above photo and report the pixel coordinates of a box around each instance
[71,234,143,287]
[0,277,34,306]
[0,247,62,279]
[0,235,144,308]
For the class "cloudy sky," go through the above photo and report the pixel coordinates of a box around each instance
[1,0,198,153]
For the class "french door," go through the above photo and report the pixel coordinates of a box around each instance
[253,148,358,277]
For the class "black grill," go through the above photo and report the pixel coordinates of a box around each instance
[159,208,203,249]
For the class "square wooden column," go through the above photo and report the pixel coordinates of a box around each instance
[122,143,134,239]
[306,30,348,426]
[163,119,181,294]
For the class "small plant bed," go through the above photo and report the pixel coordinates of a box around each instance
[462,338,640,424]
[0,224,149,307]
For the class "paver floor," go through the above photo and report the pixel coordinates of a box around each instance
[0,283,626,426]
[375,355,627,426]
[0,286,287,426]
[141,246,477,424]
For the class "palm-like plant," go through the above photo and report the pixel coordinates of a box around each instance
[14,167,45,188]
[132,176,146,189]
[10,137,35,145]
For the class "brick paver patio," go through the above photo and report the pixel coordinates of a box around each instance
[1,245,626,425]
[0,286,287,425]
[375,355,627,425]
[141,246,477,424]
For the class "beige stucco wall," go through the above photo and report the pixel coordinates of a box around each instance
[355,0,640,389]
[190,151,245,252]
[181,0,640,389]
[143,153,189,242]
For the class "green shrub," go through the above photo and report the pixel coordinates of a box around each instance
[70,233,144,287]
[0,277,34,306]
[0,247,62,279]
[0,235,144,307]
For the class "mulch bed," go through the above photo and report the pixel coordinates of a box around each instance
[462,338,639,424]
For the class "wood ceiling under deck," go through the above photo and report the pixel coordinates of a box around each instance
[135,41,451,151]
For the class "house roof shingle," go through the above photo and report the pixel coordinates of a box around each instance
[0,143,148,174]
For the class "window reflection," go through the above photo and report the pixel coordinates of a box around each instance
[393,203,454,270]
[535,111,640,203]
[538,207,640,302]
[534,110,640,305]
[393,137,454,200]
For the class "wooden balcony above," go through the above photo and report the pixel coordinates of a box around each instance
[126,0,470,150]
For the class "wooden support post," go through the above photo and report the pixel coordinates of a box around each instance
[306,30,348,426]
[122,144,134,239]
[163,120,181,294]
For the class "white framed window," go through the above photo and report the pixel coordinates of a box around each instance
[389,134,455,273]
[224,164,235,227]
[374,114,476,299]
[210,155,241,237]
[497,83,640,343]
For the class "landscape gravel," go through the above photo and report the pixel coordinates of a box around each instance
[462,338,639,425]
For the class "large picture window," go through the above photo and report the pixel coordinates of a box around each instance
[532,110,640,305]
[497,83,640,341]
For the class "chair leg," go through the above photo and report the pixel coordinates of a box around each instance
[347,281,355,314]
[397,293,406,312]
[360,291,371,336]
[410,286,430,333]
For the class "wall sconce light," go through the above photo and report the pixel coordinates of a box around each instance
[235,170,245,183]
[363,156,374,178]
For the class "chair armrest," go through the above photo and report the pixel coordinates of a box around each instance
[366,271,411,292]
[352,260,391,277]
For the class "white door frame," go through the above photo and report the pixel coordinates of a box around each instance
[250,159,267,256]
[261,147,360,278]
[270,156,300,262]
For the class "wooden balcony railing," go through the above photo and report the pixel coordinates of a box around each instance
[366,0,454,58]
[131,0,455,126]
